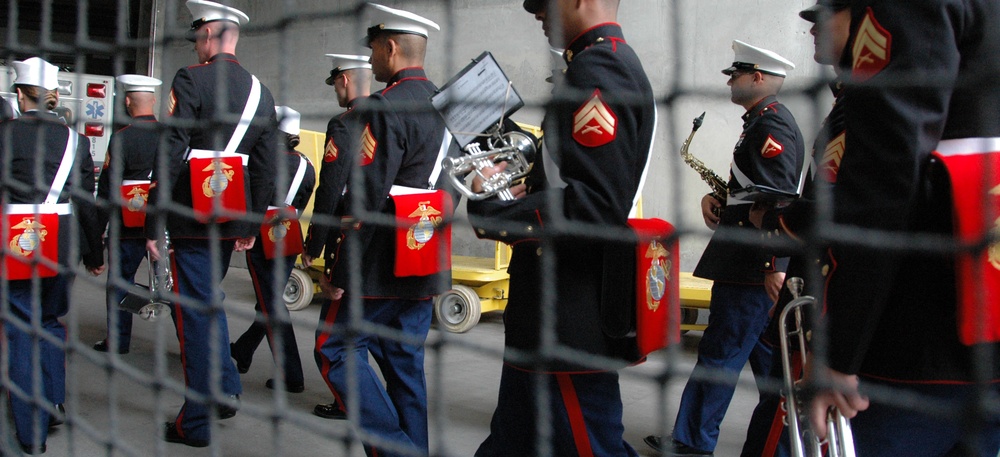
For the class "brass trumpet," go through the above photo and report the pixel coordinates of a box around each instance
[442,130,536,201]
[118,236,171,321]
[779,277,856,457]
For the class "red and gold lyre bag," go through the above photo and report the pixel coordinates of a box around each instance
[628,218,680,357]
[933,138,1000,345]
[188,150,248,223]
[260,205,303,259]
[3,205,67,280]
[120,179,151,228]
[390,188,453,278]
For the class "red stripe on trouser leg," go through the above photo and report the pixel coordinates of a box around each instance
[246,253,276,346]
[169,251,189,437]
[763,350,803,456]
[315,299,347,411]
[556,374,595,457]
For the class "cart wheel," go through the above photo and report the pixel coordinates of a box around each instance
[434,285,481,333]
[284,268,314,311]
[680,307,699,334]
[681,308,699,325]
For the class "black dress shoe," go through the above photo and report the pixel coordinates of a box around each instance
[229,343,251,374]
[93,340,129,354]
[163,422,208,448]
[265,378,304,393]
[48,403,65,428]
[312,403,347,420]
[643,435,714,456]
[217,394,239,420]
[19,441,46,455]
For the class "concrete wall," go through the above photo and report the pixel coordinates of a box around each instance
[153,0,833,270]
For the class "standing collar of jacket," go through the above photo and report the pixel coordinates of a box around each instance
[130,114,157,122]
[207,53,239,65]
[563,23,624,64]
[742,95,779,123]
[386,67,428,87]
[21,110,61,122]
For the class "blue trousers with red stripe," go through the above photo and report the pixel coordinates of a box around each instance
[314,296,432,457]
[740,345,791,457]
[3,274,71,450]
[167,239,242,443]
[231,244,303,386]
[102,238,147,352]
[475,364,638,457]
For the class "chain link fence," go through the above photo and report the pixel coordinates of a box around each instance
[1,0,998,456]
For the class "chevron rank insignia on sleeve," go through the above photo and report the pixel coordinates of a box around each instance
[573,89,618,148]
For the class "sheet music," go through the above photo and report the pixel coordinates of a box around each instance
[431,52,524,148]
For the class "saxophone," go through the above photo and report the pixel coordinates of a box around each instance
[679,112,728,212]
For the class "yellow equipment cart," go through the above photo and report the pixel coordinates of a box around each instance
[282,128,712,334]
[679,272,712,332]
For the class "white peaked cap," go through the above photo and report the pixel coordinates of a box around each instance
[276,106,300,135]
[325,53,372,85]
[116,74,162,93]
[362,3,440,47]
[12,57,60,91]
[186,0,250,30]
[722,40,796,77]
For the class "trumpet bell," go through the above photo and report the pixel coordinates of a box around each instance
[118,284,171,322]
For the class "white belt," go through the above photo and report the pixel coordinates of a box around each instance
[6,203,73,215]
[266,205,302,218]
[936,137,1000,156]
[122,179,151,186]
[389,185,435,196]
[186,149,250,166]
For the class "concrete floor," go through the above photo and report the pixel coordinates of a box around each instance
[31,266,762,457]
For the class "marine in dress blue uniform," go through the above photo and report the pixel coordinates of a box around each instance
[468,1,655,455]
[314,5,450,456]
[301,53,372,420]
[303,54,371,279]
[93,74,163,355]
[655,41,806,456]
[0,96,14,120]
[145,0,277,447]
[230,107,315,393]
[738,3,851,455]
[0,57,105,454]
[807,1,1000,455]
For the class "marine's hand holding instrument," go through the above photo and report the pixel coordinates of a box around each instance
[779,277,857,457]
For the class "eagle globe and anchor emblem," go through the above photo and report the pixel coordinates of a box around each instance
[990,216,1000,271]
[9,218,48,257]
[125,185,149,211]
[268,219,293,242]
[201,159,235,198]
[991,185,1000,271]
[645,239,670,311]
[406,201,443,250]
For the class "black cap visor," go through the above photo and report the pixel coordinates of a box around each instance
[523,0,544,14]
